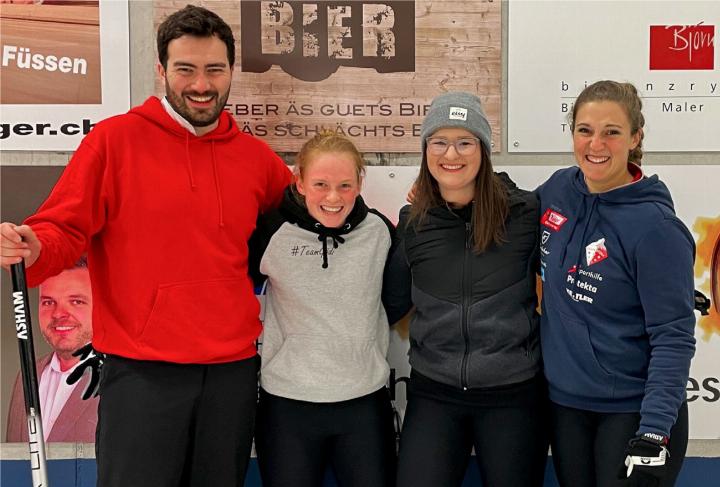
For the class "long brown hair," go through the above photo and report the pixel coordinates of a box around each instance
[409,143,508,253]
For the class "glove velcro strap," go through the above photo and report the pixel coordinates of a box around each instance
[624,446,667,477]
[641,432,669,446]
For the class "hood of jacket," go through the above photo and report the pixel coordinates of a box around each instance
[569,165,674,210]
[279,186,370,268]
[127,97,242,227]
[128,96,240,141]
[426,171,531,223]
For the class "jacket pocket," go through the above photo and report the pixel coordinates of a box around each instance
[409,285,462,351]
[139,277,258,361]
[541,309,616,400]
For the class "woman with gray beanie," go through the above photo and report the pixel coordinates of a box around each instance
[384,91,549,487]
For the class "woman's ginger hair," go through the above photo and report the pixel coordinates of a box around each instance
[291,130,365,205]
[294,130,365,182]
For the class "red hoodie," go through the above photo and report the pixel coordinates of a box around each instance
[25,97,291,363]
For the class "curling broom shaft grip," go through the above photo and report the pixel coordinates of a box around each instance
[10,262,50,486]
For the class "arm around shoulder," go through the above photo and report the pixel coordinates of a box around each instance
[382,206,414,325]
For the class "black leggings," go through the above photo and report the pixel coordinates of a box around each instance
[396,393,549,487]
[550,401,689,487]
[255,388,396,487]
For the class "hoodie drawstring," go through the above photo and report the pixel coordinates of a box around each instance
[184,133,197,189]
[569,196,599,271]
[211,141,225,227]
[184,136,225,228]
[316,224,348,269]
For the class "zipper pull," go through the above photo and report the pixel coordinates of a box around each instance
[465,222,471,249]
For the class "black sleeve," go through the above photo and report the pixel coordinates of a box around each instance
[247,210,285,288]
[379,206,414,325]
[528,191,541,276]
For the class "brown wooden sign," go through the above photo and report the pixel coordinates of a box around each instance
[154,0,501,152]
[0,2,101,105]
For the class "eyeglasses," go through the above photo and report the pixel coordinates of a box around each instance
[426,137,480,156]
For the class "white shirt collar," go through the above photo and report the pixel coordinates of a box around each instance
[161,96,198,135]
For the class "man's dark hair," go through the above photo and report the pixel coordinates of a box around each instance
[157,4,235,69]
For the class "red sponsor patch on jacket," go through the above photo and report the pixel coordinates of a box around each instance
[541,208,568,231]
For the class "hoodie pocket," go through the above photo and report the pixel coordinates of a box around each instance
[139,277,258,361]
[542,309,616,400]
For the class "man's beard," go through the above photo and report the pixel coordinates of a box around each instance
[165,80,230,128]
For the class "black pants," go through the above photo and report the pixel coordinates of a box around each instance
[396,393,549,487]
[96,354,259,487]
[255,388,396,487]
[550,401,689,487]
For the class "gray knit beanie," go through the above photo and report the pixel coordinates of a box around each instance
[420,91,491,152]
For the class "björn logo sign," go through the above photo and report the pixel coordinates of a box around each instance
[649,23,715,70]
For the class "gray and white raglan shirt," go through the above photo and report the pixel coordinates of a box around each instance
[249,189,394,403]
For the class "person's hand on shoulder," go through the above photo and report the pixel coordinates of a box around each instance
[0,223,41,270]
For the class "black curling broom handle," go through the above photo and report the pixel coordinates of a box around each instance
[10,261,50,487]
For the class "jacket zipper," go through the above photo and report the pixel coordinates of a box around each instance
[460,222,471,390]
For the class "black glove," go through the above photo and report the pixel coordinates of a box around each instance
[618,433,669,486]
[66,343,104,400]
[694,289,710,316]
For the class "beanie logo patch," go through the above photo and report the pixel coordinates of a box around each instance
[448,107,468,121]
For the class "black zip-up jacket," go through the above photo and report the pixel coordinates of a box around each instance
[385,172,541,390]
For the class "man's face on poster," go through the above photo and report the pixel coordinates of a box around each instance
[38,267,93,359]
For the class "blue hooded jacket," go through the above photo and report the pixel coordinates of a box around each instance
[537,166,696,437]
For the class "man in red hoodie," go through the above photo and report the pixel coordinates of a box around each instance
[0,5,291,486]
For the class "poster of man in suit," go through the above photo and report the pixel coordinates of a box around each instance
[5,256,98,443]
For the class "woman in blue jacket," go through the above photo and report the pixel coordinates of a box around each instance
[536,80,696,487]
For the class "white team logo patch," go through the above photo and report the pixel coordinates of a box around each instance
[586,238,608,266]
[541,230,550,245]
[449,107,468,121]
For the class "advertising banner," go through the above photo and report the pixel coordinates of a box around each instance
[0,0,130,151]
[508,1,720,152]
[154,0,502,152]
